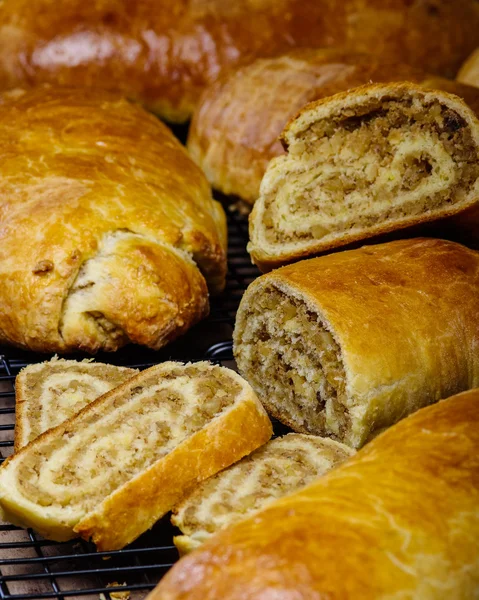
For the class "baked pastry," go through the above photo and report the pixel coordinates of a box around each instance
[14,358,138,451]
[248,83,479,270]
[234,238,479,448]
[458,48,479,88]
[1,1,478,123]
[189,52,479,205]
[188,51,430,203]
[0,86,227,353]
[172,433,354,554]
[149,388,479,600]
[0,361,272,550]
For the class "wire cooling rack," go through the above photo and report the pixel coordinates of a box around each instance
[0,201,263,600]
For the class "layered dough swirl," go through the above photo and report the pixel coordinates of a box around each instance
[14,358,138,450]
[249,83,479,271]
[234,238,479,448]
[172,433,354,553]
[0,362,272,550]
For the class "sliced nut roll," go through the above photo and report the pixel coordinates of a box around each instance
[234,238,479,448]
[172,433,354,554]
[0,362,272,550]
[14,358,138,451]
[248,83,479,271]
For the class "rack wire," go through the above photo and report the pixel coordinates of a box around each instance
[0,201,264,600]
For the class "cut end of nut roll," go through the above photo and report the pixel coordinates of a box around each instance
[14,358,138,451]
[172,433,354,553]
[0,361,272,547]
[234,282,355,444]
[249,83,479,270]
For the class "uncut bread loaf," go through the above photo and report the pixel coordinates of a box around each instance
[234,238,479,448]
[172,433,354,554]
[0,86,227,353]
[1,1,478,123]
[248,83,479,271]
[189,51,479,205]
[0,362,272,550]
[14,358,138,451]
[149,388,479,600]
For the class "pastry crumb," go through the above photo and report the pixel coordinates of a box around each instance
[99,582,130,600]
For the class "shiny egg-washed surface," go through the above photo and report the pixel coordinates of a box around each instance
[150,389,479,600]
[0,86,226,353]
[0,0,478,121]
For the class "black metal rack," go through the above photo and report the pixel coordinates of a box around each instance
[0,202,263,600]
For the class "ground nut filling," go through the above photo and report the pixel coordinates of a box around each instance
[15,364,240,513]
[175,434,354,539]
[262,99,479,244]
[235,283,349,439]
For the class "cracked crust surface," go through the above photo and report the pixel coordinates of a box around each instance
[248,83,479,270]
[1,1,478,122]
[234,238,479,448]
[149,388,479,600]
[0,86,226,353]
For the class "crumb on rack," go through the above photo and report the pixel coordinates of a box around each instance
[99,582,130,600]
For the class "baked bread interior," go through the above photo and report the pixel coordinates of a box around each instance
[234,238,479,448]
[248,83,479,270]
[14,358,137,451]
[172,433,354,553]
[0,361,272,550]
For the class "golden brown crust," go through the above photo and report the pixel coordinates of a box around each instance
[457,48,479,89]
[248,83,479,271]
[0,86,226,353]
[148,388,479,600]
[188,51,479,204]
[234,238,479,447]
[0,1,478,122]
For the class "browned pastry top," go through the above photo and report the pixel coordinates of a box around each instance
[148,387,479,599]
[0,86,226,352]
[1,0,478,121]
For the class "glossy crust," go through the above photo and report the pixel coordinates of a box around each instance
[0,86,226,353]
[248,83,479,271]
[1,1,478,122]
[148,390,479,600]
[458,48,479,89]
[149,388,479,600]
[234,238,479,447]
[0,362,273,548]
